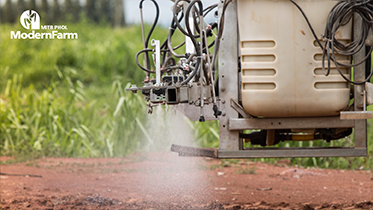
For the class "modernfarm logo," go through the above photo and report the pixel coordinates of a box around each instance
[11,10,78,40]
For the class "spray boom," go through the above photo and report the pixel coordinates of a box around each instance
[127,0,372,158]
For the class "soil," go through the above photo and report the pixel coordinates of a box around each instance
[1,152,372,210]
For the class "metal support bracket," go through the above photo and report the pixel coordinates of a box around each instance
[170,145,367,158]
[218,147,367,158]
[340,111,373,120]
[341,82,373,120]
[229,117,354,130]
[230,99,252,118]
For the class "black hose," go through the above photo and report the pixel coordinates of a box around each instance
[161,12,185,65]
[136,48,171,73]
[289,0,373,85]
[173,0,198,38]
[136,0,217,86]
[161,12,184,50]
[137,0,160,73]
[167,8,188,58]
[181,62,200,85]
[136,49,156,73]
[167,27,187,58]
[203,4,218,15]
[139,0,159,52]
[185,0,203,52]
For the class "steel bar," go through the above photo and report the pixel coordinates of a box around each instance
[230,99,252,118]
[229,117,354,130]
[353,13,368,150]
[218,1,241,151]
[340,111,373,120]
[218,147,367,158]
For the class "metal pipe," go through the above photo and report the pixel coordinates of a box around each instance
[199,13,205,121]
[151,39,161,84]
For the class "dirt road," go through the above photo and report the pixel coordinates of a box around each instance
[1,152,372,209]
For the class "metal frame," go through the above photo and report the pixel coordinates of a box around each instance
[353,14,368,151]
[214,1,368,158]
[218,1,241,152]
[228,117,354,130]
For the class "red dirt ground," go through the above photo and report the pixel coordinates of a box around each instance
[1,152,372,210]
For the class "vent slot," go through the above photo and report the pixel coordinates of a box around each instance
[242,55,276,62]
[313,39,350,47]
[241,40,276,48]
[243,68,276,76]
[314,68,349,75]
[314,82,348,89]
[244,83,276,90]
[313,53,350,61]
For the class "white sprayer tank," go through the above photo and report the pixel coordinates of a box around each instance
[237,0,351,117]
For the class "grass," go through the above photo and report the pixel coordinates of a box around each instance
[209,159,242,170]
[0,21,198,159]
[0,21,372,170]
[235,167,256,175]
[0,72,148,158]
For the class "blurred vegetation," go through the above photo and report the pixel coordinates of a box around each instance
[1,0,125,27]
[0,21,215,159]
[0,21,372,170]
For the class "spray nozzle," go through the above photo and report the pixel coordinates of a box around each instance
[213,105,222,118]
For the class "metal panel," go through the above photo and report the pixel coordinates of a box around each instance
[229,117,354,130]
[353,14,368,150]
[218,148,367,158]
[218,1,241,151]
[366,82,373,105]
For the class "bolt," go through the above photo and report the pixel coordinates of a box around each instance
[222,112,226,116]
[221,88,225,92]
[222,100,226,104]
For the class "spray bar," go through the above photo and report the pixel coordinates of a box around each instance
[171,144,218,158]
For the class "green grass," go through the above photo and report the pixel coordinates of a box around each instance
[0,21,372,170]
[235,167,256,175]
[0,21,216,159]
[0,72,147,158]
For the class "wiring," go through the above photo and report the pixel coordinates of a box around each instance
[139,0,160,74]
[289,0,373,85]
[211,0,232,83]
[135,0,225,92]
